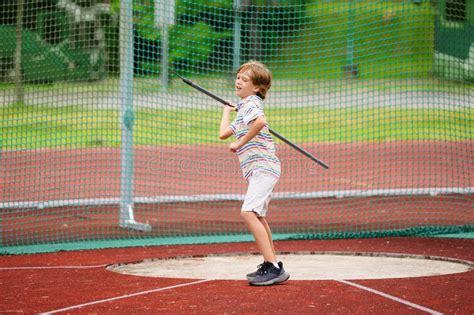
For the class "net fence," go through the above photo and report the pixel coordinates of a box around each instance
[1,0,473,254]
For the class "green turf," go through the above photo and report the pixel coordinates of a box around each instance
[1,105,473,150]
[3,227,472,255]
[432,232,474,239]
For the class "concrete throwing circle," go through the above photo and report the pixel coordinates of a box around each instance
[107,252,473,280]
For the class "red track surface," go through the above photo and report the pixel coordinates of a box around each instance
[3,194,473,246]
[2,141,473,202]
[1,142,472,313]
[2,141,472,246]
[1,237,473,314]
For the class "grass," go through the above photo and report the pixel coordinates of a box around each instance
[1,75,471,101]
[1,105,472,150]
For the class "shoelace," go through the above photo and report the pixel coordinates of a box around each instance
[254,263,264,275]
[256,262,274,275]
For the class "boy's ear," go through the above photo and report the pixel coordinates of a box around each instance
[253,86,261,94]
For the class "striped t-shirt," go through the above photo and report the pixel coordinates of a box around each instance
[229,95,281,180]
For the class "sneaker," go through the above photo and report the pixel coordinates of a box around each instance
[246,262,264,281]
[248,261,290,286]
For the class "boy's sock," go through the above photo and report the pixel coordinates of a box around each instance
[271,261,280,269]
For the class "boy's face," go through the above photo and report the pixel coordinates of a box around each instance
[235,69,260,99]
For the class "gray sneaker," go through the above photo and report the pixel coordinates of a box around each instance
[246,262,264,281]
[248,261,290,286]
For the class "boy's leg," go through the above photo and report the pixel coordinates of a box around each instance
[245,213,290,285]
[241,211,276,263]
[258,217,275,255]
[241,172,279,263]
[240,174,289,285]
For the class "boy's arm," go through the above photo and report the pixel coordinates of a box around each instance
[219,105,235,140]
[229,115,266,152]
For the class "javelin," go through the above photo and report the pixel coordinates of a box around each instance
[172,71,329,169]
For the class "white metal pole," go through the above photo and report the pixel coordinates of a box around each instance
[119,0,151,232]
[161,25,169,92]
[233,0,242,74]
[156,0,175,92]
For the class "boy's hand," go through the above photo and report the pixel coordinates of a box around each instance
[228,116,265,153]
[224,101,236,111]
[229,141,242,152]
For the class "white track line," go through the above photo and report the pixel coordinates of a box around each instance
[0,265,107,270]
[337,279,443,315]
[2,187,473,209]
[39,279,212,314]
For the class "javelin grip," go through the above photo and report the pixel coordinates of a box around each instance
[172,71,329,169]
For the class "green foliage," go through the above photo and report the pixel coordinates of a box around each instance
[170,22,231,71]
[176,0,233,26]
[239,2,307,61]
[132,0,307,74]
[0,26,68,82]
[110,0,120,14]
[0,24,68,58]
[271,1,435,79]
[0,0,442,79]
[133,0,233,74]
[134,1,157,40]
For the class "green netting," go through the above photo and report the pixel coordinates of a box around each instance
[1,0,473,255]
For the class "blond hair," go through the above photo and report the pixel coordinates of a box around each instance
[237,61,272,100]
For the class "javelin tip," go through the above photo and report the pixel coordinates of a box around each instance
[170,70,182,79]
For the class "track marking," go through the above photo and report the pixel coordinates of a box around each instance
[330,177,373,189]
[0,265,107,270]
[39,279,212,314]
[337,279,443,315]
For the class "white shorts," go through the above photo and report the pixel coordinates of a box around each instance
[241,172,279,217]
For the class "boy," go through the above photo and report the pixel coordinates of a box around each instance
[219,61,289,286]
